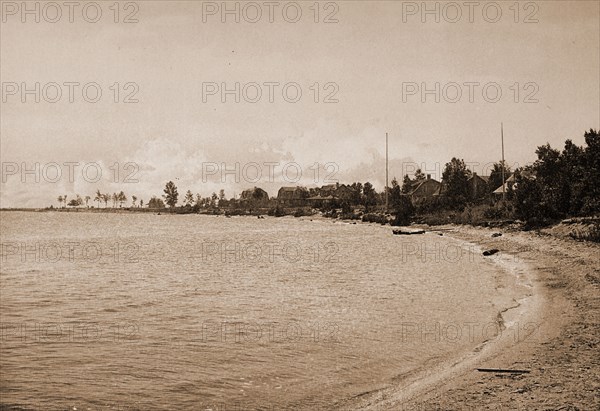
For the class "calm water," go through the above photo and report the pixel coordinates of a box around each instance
[0,211,519,410]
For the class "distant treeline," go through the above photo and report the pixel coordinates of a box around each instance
[50,129,599,227]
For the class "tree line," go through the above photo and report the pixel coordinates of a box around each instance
[52,129,599,225]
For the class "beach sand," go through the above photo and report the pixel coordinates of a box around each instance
[345,224,600,410]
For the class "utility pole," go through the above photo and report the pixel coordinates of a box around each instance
[385,132,389,212]
[501,122,506,201]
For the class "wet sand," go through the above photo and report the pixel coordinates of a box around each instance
[347,224,600,410]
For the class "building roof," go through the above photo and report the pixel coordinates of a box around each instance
[307,195,335,201]
[492,170,535,194]
[493,182,510,195]
[320,184,337,190]
[469,174,490,183]
[409,178,441,196]
[242,186,266,193]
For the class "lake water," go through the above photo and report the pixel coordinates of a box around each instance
[0,211,525,410]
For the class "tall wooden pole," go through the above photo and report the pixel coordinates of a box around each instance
[501,123,506,201]
[385,132,389,212]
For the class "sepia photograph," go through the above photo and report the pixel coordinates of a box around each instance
[1,1,599,409]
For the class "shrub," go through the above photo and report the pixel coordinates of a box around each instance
[569,223,600,242]
[293,208,313,217]
[267,205,286,217]
[362,213,389,224]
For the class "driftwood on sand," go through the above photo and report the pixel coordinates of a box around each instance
[393,229,426,235]
[482,249,500,256]
[477,368,530,374]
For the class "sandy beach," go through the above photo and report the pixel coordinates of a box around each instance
[344,223,600,410]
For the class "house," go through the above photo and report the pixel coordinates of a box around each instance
[307,194,335,207]
[467,173,490,200]
[319,183,355,201]
[277,186,309,206]
[408,175,442,203]
[492,170,534,197]
[240,187,269,204]
[493,174,516,197]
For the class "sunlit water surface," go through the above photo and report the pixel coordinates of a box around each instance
[0,211,521,410]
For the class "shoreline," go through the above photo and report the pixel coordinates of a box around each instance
[345,224,599,410]
[332,224,548,410]
[2,210,598,409]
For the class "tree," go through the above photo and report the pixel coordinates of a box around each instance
[118,191,127,207]
[112,193,118,208]
[148,196,165,208]
[57,195,63,208]
[414,169,426,182]
[184,190,194,207]
[401,175,413,194]
[132,195,137,207]
[139,199,144,208]
[393,196,415,226]
[488,161,511,193]
[63,195,67,208]
[94,190,102,208]
[529,143,569,218]
[579,129,600,214]
[85,195,91,207]
[66,195,82,208]
[349,182,363,205]
[362,182,377,211]
[219,189,229,207]
[102,193,110,208]
[441,157,471,207]
[163,181,179,208]
[389,177,402,210]
[513,167,545,222]
[387,177,414,224]
[510,129,600,220]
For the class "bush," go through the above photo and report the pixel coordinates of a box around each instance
[339,212,361,220]
[267,205,286,217]
[569,223,600,242]
[420,211,454,226]
[392,196,415,226]
[323,209,338,219]
[293,208,313,217]
[362,213,389,224]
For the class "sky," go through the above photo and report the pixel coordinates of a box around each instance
[1,0,599,207]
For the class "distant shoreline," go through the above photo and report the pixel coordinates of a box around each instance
[0,207,167,213]
[2,207,598,238]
